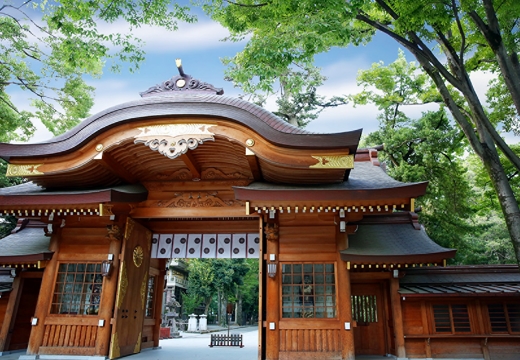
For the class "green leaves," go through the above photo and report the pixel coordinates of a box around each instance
[1,0,195,138]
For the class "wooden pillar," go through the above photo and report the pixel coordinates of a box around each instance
[337,232,355,360]
[265,217,279,360]
[27,231,60,355]
[258,216,265,360]
[0,276,23,352]
[95,223,124,357]
[390,277,406,359]
[153,259,167,348]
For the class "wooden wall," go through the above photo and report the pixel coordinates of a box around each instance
[402,298,520,360]
[29,216,125,357]
[268,213,351,360]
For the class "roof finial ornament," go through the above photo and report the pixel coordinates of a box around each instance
[140,58,224,97]
[176,58,186,77]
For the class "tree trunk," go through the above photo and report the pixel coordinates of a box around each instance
[236,290,243,326]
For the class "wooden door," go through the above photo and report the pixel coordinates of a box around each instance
[351,283,386,355]
[109,218,152,359]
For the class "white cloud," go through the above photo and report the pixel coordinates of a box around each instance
[100,20,245,53]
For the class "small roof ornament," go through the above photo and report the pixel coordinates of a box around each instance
[140,59,224,97]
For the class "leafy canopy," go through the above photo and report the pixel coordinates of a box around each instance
[1,0,194,141]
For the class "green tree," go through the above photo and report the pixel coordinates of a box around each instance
[355,50,475,259]
[202,0,520,265]
[184,259,216,315]
[1,0,194,139]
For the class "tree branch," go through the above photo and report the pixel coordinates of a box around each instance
[225,0,269,7]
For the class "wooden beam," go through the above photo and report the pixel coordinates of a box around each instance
[245,148,262,181]
[180,153,201,180]
[337,230,355,360]
[95,151,138,183]
[130,207,252,218]
[27,231,60,355]
[265,219,279,360]
[95,221,125,357]
[390,277,406,358]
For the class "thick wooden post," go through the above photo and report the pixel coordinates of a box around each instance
[153,259,167,348]
[337,232,355,360]
[27,231,60,355]
[258,217,265,360]
[95,223,124,356]
[390,277,406,359]
[0,276,23,352]
[265,217,279,360]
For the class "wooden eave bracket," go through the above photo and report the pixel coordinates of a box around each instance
[245,148,262,181]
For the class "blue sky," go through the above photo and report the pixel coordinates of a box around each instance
[10,4,518,145]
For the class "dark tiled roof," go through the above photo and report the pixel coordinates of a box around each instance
[0,226,52,261]
[399,265,520,296]
[0,183,148,204]
[234,162,428,201]
[0,93,362,160]
[340,223,455,264]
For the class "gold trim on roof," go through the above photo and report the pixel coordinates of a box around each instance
[6,164,43,177]
[309,155,354,169]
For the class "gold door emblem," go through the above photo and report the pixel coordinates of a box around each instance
[133,245,144,267]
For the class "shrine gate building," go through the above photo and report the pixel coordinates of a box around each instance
[0,67,519,360]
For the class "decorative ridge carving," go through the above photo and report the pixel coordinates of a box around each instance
[134,124,215,160]
[158,191,244,208]
[140,59,224,97]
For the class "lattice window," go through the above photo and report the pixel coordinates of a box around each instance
[351,295,378,324]
[145,275,156,317]
[51,263,104,315]
[281,263,336,319]
[432,304,471,334]
[488,302,520,334]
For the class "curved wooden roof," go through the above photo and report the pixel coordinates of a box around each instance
[0,93,362,188]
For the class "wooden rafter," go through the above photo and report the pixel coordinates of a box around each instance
[94,151,138,184]
[179,153,201,180]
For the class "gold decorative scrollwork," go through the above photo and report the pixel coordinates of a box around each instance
[124,218,135,241]
[309,155,354,169]
[116,261,128,309]
[134,331,142,354]
[134,124,215,159]
[141,271,148,310]
[109,332,120,359]
[6,164,43,177]
[133,246,144,267]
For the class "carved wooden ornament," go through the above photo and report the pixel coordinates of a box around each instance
[106,225,123,241]
[134,124,215,159]
[264,223,279,242]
